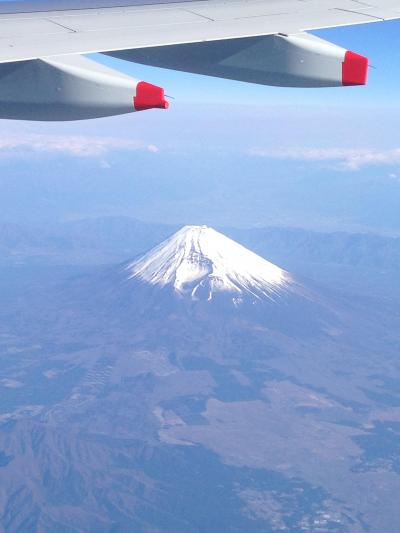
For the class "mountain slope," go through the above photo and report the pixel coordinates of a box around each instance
[124,225,296,305]
[1,226,400,532]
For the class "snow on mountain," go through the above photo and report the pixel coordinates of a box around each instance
[124,225,295,303]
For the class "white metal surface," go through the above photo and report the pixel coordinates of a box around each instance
[111,32,356,88]
[0,54,166,120]
[0,0,398,64]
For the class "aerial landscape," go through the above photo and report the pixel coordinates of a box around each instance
[1,218,399,531]
[1,1,400,532]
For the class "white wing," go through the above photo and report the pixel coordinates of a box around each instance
[0,0,398,120]
[0,0,398,63]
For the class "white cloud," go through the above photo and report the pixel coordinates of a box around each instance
[248,147,400,170]
[0,134,160,157]
[147,144,160,154]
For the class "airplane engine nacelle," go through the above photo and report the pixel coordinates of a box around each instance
[0,54,168,121]
[109,32,368,89]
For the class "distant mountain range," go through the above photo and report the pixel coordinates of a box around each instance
[1,217,400,273]
[66,226,337,337]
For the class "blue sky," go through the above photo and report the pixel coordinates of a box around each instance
[1,19,400,234]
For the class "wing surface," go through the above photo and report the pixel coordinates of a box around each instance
[0,0,399,64]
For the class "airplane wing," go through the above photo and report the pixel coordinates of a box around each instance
[0,0,398,120]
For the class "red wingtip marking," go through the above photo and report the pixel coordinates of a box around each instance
[134,81,169,111]
[342,51,369,86]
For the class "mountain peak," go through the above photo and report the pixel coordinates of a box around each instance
[124,225,294,304]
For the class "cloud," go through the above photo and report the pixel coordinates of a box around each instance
[0,134,160,157]
[147,144,160,153]
[248,147,400,170]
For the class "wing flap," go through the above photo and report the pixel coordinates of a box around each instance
[47,7,204,33]
[183,0,377,21]
[0,17,72,38]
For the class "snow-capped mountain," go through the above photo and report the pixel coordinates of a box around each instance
[124,225,296,304]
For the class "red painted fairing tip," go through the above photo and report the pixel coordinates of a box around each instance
[342,51,369,86]
[134,81,169,111]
